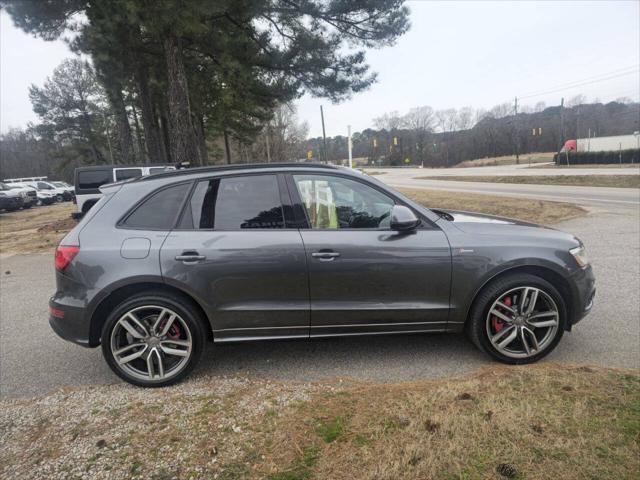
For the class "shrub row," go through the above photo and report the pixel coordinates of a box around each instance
[554,149,640,165]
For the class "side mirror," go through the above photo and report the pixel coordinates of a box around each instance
[390,205,420,231]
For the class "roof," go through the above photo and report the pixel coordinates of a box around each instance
[136,162,341,182]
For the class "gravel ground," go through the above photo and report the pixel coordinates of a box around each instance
[1,204,638,398]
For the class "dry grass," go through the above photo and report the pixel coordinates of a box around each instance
[398,188,586,225]
[0,203,75,256]
[532,163,640,169]
[416,175,640,189]
[1,364,638,480]
[454,152,555,168]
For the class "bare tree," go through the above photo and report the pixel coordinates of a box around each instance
[402,106,435,164]
[456,106,475,130]
[373,110,402,131]
[534,101,546,112]
[435,108,458,133]
[566,94,587,107]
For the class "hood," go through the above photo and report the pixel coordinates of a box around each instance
[433,209,580,246]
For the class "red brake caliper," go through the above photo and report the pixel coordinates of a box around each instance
[492,296,512,332]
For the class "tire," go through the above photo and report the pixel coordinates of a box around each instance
[101,292,206,387]
[56,194,63,202]
[466,273,566,364]
[23,204,33,209]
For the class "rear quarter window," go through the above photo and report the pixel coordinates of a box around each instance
[121,182,191,230]
[77,169,112,190]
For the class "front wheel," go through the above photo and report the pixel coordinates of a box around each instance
[467,273,565,364]
[101,293,206,387]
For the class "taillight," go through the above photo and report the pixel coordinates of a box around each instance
[55,245,80,271]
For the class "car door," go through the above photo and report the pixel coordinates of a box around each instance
[288,172,451,337]
[160,173,309,341]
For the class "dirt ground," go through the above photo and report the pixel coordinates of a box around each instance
[0,203,75,256]
[454,152,555,168]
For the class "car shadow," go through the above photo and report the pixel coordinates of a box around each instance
[192,332,490,383]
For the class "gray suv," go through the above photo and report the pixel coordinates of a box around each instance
[50,163,595,387]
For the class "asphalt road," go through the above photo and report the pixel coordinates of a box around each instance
[1,172,639,397]
[377,167,640,210]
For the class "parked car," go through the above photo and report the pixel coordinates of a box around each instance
[73,164,175,217]
[22,180,69,202]
[7,184,38,208]
[7,182,56,205]
[0,182,25,211]
[50,163,595,387]
[51,181,75,199]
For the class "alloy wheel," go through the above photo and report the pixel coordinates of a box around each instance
[485,286,559,359]
[110,305,192,382]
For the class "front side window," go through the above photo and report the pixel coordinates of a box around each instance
[293,174,395,229]
[187,175,284,230]
[122,182,191,229]
[38,182,53,190]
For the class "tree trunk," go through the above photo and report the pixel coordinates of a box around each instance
[194,114,208,165]
[223,130,231,164]
[130,99,146,163]
[106,82,135,164]
[134,63,166,164]
[163,31,200,165]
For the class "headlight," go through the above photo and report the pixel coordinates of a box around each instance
[570,245,589,267]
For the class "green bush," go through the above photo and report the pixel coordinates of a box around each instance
[554,149,640,165]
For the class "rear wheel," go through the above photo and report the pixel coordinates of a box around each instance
[467,273,565,364]
[101,293,205,387]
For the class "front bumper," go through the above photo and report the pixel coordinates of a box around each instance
[567,264,596,328]
[49,297,93,347]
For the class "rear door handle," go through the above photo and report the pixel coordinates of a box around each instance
[175,252,206,263]
[312,251,341,261]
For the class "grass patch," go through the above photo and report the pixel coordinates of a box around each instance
[316,416,346,443]
[1,365,638,479]
[417,174,640,188]
[397,187,586,225]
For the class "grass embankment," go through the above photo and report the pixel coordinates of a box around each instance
[532,163,640,169]
[1,364,637,479]
[0,203,75,255]
[454,152,555,168]
[399,188,586,225]
[417,175,640,189]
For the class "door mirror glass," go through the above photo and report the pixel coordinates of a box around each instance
[390,205,420,231]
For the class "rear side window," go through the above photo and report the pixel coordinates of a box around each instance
[78,169,111,190]
[122,183,191,230]
[115,168,143,181]
[186,175,284,229]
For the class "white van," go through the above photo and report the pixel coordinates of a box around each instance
[74,165,175,216]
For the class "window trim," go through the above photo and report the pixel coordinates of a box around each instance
[285,172,436,231]
[172,172,292,232]
[116,180,196,231]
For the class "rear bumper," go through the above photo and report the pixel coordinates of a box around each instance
[567,265,596,328]
[49,297,93,347]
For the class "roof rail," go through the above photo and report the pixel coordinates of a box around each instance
[137,162,339,182]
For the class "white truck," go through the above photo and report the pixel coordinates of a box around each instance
[576,133,640,152]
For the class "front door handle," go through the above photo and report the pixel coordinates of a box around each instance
[175,252,206,263]
[312,251,341,261]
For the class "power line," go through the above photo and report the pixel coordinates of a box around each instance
[519,69,639,100]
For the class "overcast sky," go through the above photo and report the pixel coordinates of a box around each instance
[1,1,639,138]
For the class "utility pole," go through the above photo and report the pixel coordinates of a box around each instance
[347,125,353,168]
[223,130,231,164]
[320,105,328,164]
[514,96,520,163]
[559,97,565,152]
